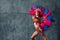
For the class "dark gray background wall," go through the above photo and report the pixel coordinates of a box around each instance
[0,0,60,40]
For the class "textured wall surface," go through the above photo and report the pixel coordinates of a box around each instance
[0,0,60,40]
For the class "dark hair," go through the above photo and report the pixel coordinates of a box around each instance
[37,11,42,17]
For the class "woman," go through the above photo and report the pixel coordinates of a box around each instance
[30,8,47,40]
